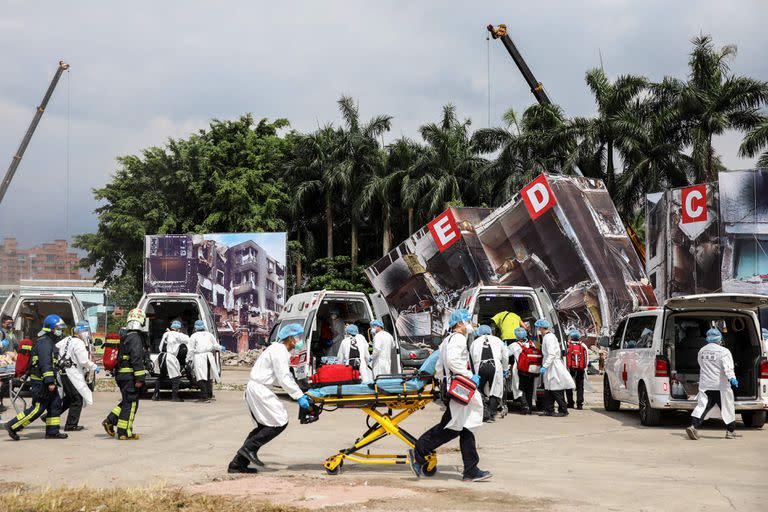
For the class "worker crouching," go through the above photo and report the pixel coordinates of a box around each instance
[102,309,148,440]
[5,315,69,440]
[228,324,313,474]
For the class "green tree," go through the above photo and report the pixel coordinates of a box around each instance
[303,257,374,293]
[75,115,292,293]
[739,117,768,169]
[331,96,392,267]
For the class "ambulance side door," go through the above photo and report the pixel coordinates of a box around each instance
[534,287,565,345]
[606,318,629,400]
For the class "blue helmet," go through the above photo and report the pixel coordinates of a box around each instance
[534,318,551,329]
[514,327,528,340]
[170,320,182,330]
[43,314,66,332]
[568,329,581,340]
[194,320,205,331]
[370,319,384,329]
[448,309,472,328]
[705,328,722,344]
[277,323,304,342]
[74,321,91,334]
[345,324,359,336]
[476,324,492,336]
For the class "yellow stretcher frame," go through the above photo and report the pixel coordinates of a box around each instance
[310,377,439,476]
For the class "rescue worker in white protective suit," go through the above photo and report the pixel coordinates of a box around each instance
[370,319,401,377]
[228,323,313,474]
[409,309,492,482]
[56,321,99,431]
[337,324,373,383]
[153,320,188,402]
[325,308,347,356]
[187,320,222,403]
[537,319,574,417]
[507,327,535,415]
[471,324,509,422]
[686,328,739,440]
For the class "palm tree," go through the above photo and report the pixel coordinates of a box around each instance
[287,125,340,259]
[676,35,768,181]
[406,104,485,222]
[570,68,648,194]
[331,96,392,267]
[739,117,768,169]
[360,138,417,255]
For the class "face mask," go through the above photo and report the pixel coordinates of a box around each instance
[464,323,475,334]
[293,339,305,351]
[331,313,338,319]
[53,328,64,338]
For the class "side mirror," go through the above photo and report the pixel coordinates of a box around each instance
[598,336,611,348]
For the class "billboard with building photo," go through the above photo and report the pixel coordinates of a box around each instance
[365,207,493,345]
[719,170,768,294]
[367,173,656,344]
[144,233,286,351]
[645,183,721,303]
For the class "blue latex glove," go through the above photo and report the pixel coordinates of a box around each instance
[94,366,101,374]
[220,346,227,352]
[730,377,739,388]
[503,370,510,379]
[298,395,312,410]
[470,374,481,387]
[540,367,547,376]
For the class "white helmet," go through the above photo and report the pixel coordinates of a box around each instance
[126,308,147,331]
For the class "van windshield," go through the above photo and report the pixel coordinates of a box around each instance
[474,293,537,334]
[145,300,201,352]
[665,312,761,400]
[16,299,76,340]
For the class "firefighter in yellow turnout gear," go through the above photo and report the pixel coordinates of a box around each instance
[102,309,148,440]
[5,315,69,440]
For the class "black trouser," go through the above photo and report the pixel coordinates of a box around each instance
[691,390,735,432]
[198,380,213,399]
[106,378,140,437]
[10,380,62,435]
[59,373,84,429]
[517,373,536,411]
[566,369,585,408]
[153,376,182,400]
[230,423,287,468]
[544,389,568,414]
[414,406,479,477]
[477,364,498,420]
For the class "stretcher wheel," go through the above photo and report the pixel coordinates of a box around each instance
[422,453,437,477]
[324,455,344,475]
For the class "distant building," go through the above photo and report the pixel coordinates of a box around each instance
[0,237,83,284]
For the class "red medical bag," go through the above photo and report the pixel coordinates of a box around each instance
[14,339,34,378]
[447,374,477,405]
[516,343,543,375]
[310,364,360,387]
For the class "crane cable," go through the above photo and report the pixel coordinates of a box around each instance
[486,30,491,128]
[65,66,71,239]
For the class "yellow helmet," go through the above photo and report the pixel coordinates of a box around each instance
[126,308,146,329]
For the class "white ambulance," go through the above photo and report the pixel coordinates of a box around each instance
[601,293,768,427]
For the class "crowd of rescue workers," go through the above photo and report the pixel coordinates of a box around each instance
[0,304,739,481]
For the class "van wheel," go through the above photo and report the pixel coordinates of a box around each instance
[603,375,621,412]
[638,383,662,426]
[741,411,766,428]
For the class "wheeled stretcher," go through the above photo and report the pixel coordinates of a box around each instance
[306,373,440,475]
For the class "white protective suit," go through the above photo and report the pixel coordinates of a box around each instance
[436,332,484,431]
[56,335,97,406]
[470,334,509,398]
[187,330,221,383]
[156,330,189,379]
[541,332,575,391]
[337,334,373,383]
[245,342,304,427]
[691,343,737,424]
[371,329,400,377]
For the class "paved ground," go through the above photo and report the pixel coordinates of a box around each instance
[1,370,764,511]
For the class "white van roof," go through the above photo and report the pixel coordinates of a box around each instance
[473,285,537,293]
[665,293,768,310]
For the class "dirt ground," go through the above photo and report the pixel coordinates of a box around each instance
[1,370,764,511]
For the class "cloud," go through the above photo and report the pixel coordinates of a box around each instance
[0,1,766,247]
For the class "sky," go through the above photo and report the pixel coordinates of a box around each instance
[0,1,766,249]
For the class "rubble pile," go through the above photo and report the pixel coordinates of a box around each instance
[220,348,263,367]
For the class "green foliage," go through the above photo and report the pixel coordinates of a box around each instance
[303,257,374,294]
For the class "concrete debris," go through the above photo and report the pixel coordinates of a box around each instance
[220,348,263,367]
